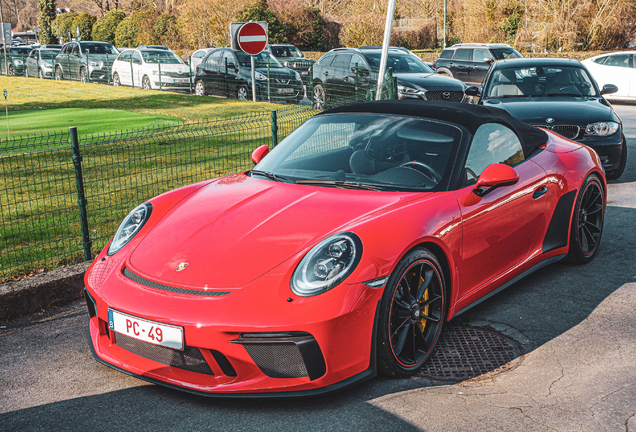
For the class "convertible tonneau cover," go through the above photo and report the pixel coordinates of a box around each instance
[321,100,549,157]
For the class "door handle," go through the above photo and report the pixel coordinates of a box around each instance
[324,71,329,76]
[533,186,548,199]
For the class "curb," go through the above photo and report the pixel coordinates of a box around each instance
[0,261,91,324]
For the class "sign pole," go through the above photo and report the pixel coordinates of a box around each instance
[376,0,397,100]
[251,55,256,102]
[4,89,9,140]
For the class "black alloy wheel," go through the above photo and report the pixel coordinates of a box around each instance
[142,76,151,90]
[80,67,88,83]
[377,248,446,377]
[8,64,15,76]
[313,83,326,110]
[568,174,604,264]
[113,72,120,86]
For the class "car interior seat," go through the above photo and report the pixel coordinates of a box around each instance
[545,72,581,95]
[489,69,523,97]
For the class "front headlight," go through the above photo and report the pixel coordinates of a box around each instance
[398,84,419,94]
[255,71,267,81]
[107,202,152,255]
[585,121,619,137]
[152,70,170,76]
[89,61,104,67]
[291,232,362,297]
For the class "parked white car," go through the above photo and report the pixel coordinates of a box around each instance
[190,48,215,71]
[581,51,636,101]
[111,48,192,91]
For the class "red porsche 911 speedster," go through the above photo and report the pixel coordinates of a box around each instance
[85,100,606,396]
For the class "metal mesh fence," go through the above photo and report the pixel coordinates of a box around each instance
[0,106,316,282]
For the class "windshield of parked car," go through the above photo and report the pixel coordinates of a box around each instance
[490,48,522,60]
[39,49,59,59]
[271,46,303,58]
[363,52,433,74]
[252,114,462,192]
[80,43,118,55]
[485,66,598,98]
[141,51,183,64]
[9,47,31,54]
[236,51,283,68]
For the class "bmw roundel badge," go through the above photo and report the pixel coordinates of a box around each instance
[546,118,555,124]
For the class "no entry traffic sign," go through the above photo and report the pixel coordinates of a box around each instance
[237,22,268,56]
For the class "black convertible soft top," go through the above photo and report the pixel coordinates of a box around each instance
[320,100,549,157]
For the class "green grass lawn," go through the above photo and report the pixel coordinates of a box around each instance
[0,108,182,140]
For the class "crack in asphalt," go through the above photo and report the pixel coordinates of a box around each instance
[626,412,635,432]
[546,350,565,398]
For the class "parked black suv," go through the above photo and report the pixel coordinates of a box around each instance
[433,43,522,86]
[269,44,315,86]
[193,48,304,103]
[312,47,466,109]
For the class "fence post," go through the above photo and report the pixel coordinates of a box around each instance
[130,58,134,89]
[385,67,395,100]
[309,65,314,105]
[70,127,92,262]
[225,58,229,98]
[158,60,162,90]
[267,61,271,103]
[354,63,359,102]
[106,54,110,85]
[86,52,90,83]
[189,56,193,94]
[271,110,278,147]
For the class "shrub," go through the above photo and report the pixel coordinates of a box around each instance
[114,16,139,47]
[72,13,97,41]
[235,0,287,44]
[37,0,57,45]
[114,10,157,47]
[339,14,385,47]
[51,12,78,42]
[153,14,179,47]
[92,10,126,44]
[268,0,328,50]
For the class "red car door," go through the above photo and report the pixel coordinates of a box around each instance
[455,123,549,301]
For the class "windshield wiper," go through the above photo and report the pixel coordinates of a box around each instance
[296,179,383,191]
[250,169,292,183]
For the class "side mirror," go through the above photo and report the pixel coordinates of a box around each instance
[473,163,519,197]
[601,84,618,95]
[483,58,493,64]
[251,145,269,164]
[465,86,480,96]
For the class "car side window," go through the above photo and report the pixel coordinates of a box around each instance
[604,54,629,68]
[222,51,236,69]
[593,56,608,65]
[132,51,142,64]
[318,54,335,66]
[119,51,132,62]
[473,48,492,62]
[332,54,352,70]
[464,123,524,183]
[70,44,79,55]
[453,49,472,60]
[207,50,222,66]
[193,51,204,59]
[439,49,453,59]
[350,54,367,72]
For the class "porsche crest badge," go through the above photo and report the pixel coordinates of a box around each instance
[176,262,189,272]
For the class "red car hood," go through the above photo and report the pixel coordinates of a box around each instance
[129,175,420,287]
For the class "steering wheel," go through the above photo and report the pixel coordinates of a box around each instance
[399,161,441,183]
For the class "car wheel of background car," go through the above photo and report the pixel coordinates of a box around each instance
[80,68,88,83]
[113,73,120,86]
[142,76,151,90]
[567,174,604,264]
[8,65,15,76]
[195,80,205,96]
[606,137,627,180]
[435,68,453,78]
[55,67,63,81]
[313,84,326,110]
[377,247,447,377]
[237,85,249,100]
[39,68,44,79]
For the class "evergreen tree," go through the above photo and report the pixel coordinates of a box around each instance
[37,0,57,44]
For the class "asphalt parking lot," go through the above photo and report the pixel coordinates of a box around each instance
[1,104,635,431]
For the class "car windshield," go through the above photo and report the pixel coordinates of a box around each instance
[363,52,433,73]
[490,48,522,60]
[252,113,462,192]
[236,51,282,68]
[271,46,303,58]
[80,43,118,55]
[9,47,31,54]
[485,66,598,98]
[40,49,59,59]
[141,51,183,64]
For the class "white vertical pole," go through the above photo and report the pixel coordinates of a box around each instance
[375,0,397,100]
[251,55,256,102]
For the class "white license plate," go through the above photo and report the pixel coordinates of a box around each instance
[166,78,188,83]
[108,309,184,350]
[301,71,308,75]
[277,88,294,93]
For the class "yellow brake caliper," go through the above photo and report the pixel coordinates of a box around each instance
[418,274,429,332]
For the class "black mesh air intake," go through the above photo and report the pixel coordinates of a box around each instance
[114,333,214,375]
[122,267,231,297]
[425,91,464,102]
[551,125,580,139]
[237,332,327,381]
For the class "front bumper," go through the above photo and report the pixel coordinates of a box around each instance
[84,256,381,396]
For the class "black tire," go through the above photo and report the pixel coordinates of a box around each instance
[8,64,15,76]
[113,72,120,87]
[55,67,63,81]
[606,136,627,180]
[313,83,326,110]
[377,248,447,377]
[567,174,604,264]
[237,85,249,100]
[195,80,205,96]
[142,75,151,90]
[80,67,88,83]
